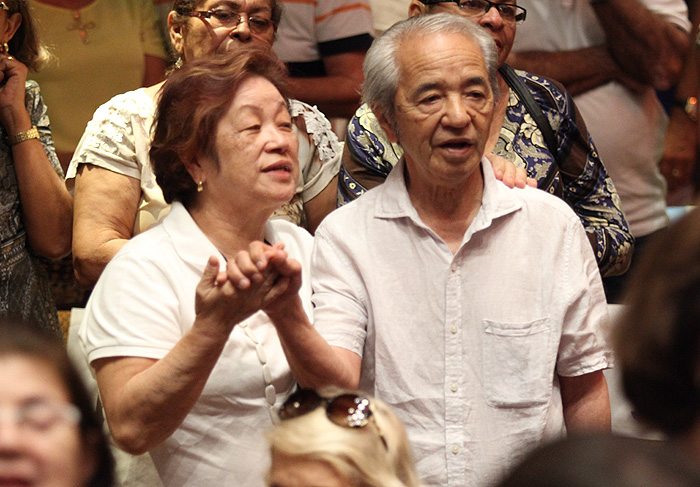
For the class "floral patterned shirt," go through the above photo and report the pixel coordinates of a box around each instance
[339,67,633,277]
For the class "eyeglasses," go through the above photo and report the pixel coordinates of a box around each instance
[421,0,527,24]
[278,389,376,427]
[178,7,275,34]
[0,401,81,433]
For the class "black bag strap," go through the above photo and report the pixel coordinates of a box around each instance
[498,64,559,190]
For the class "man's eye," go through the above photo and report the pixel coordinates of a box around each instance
[420,95,441,105]
[499,6,516,16]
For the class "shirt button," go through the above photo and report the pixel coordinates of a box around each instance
[450,263,458,272]
[450,325,458,334]
[450,383,458,392]
[452,445,460,455]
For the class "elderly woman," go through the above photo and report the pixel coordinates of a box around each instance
[339,0,634,281]
[78,47,313,487]
[68,0,341,288]
[0,0,72,333]
[613,207,700,463]
[0,318,114,487]
[268,388,423,487]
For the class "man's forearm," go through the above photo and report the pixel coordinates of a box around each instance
[592,0,689,89]
[560,370,612,433]
[507,47,620,95]
[266,298,361,390]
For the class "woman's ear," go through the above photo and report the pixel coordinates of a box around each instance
[168,11,185,59]
[1,12,22,45]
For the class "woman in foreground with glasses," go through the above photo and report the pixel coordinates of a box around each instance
[68,0,342,288]
[0,318,114,487]
[79,46,314,487]
[268,388,423,487]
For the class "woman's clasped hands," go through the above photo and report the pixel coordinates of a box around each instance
[195,241,303,332]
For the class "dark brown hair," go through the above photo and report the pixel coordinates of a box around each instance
[613,208,700,436]
[150,45,289,207]
[0,318,114,487]
[3,0,51,71]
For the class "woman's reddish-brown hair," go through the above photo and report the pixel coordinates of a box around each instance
[150,45,289,208]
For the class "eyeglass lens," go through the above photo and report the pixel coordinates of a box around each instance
[458,0,526,22]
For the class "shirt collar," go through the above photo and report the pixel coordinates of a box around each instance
[375,157,522,235]
[162,201,287,271]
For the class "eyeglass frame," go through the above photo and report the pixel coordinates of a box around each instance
[0,401,82,432]
[176,6,276,34]
[420,0,527,23]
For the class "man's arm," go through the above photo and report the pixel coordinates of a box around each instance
[286,51,367,119]
[559,370,611,433]
[508,46,645,96]
[591,0,690,90]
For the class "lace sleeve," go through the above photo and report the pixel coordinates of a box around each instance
[66,90,154,185]
[288,100,342,202]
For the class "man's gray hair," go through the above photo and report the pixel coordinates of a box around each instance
[362,13,500,126]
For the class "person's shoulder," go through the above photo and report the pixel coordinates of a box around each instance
[316,187,381,235]
[512,68,569,106]
[111,223,171,265]
[514,185,580,225]
[93,88,155,121]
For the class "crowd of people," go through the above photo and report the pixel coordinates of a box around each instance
[1,0,699,486]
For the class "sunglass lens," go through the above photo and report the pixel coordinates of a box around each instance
[327,394,372,428]
[278,389,321,420]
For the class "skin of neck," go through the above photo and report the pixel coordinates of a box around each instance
[187,194,273,259]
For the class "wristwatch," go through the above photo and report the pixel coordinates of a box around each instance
[672,96,699,123]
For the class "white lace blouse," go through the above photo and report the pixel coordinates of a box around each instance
[67,88,342,234]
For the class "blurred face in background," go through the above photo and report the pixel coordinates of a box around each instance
[0,355,95,487]
[171,0,276,61]
[409,0,521,64]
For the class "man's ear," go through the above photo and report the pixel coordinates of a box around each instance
[372,106,399,144]
[408,1,429,18]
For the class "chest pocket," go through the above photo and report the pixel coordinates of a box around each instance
[482,318,554,408]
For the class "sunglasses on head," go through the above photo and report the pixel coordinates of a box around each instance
[278,388,374,427]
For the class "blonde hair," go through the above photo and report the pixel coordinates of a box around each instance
[267,388,422,487]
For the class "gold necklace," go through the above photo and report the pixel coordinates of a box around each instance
[66,10,95,44]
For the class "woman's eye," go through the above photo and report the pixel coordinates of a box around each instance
[211,9,237,22]
[245,125,261,131]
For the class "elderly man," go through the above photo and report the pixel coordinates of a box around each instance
[255,13,611,487]
[338,0,634,281]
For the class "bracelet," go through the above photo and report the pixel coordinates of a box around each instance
[7,126,39,145]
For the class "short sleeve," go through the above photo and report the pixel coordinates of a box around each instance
[25,81,63,178]
[556,217,613,377]
[289,100,342,202]
[66,91,154,183]
[80,245,183,363]
[311,223,368,356]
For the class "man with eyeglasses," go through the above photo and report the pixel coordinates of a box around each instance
[257,14,612,487]
[339,0,635,282]
[509,0,691,302]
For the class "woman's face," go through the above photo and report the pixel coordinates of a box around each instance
[0,356,94,487]
[171,0,276,61]
[198,75,298,213]
[269,453,354,487]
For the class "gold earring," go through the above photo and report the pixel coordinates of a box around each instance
[197,180,203,193]
[0,43,9,55]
